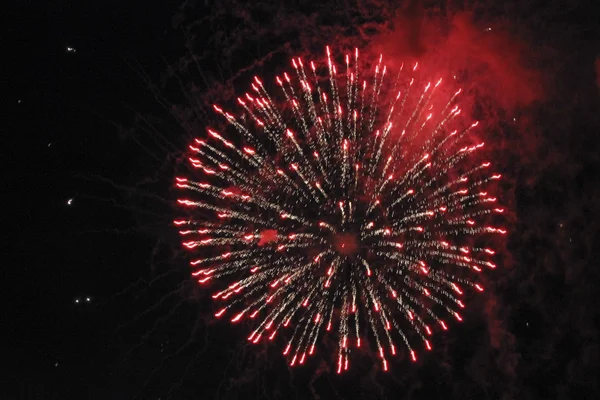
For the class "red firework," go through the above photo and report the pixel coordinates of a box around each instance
[174,47,505,373]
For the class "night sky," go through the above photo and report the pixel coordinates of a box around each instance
[7,0,600,399]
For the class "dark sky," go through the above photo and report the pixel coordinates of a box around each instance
[6,0,600,399]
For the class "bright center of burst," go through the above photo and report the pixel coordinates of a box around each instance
[331,232,360,256]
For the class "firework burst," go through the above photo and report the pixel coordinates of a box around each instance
[174,47,505,373]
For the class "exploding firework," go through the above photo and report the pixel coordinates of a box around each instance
[174,47,505,373]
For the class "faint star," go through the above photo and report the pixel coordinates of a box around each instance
[85,297,91,302]
[75,298,80,303]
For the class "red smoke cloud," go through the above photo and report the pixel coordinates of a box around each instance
[373,8,544,112]
[258,229,278,246]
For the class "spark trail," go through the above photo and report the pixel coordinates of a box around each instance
[175,47,505,373]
